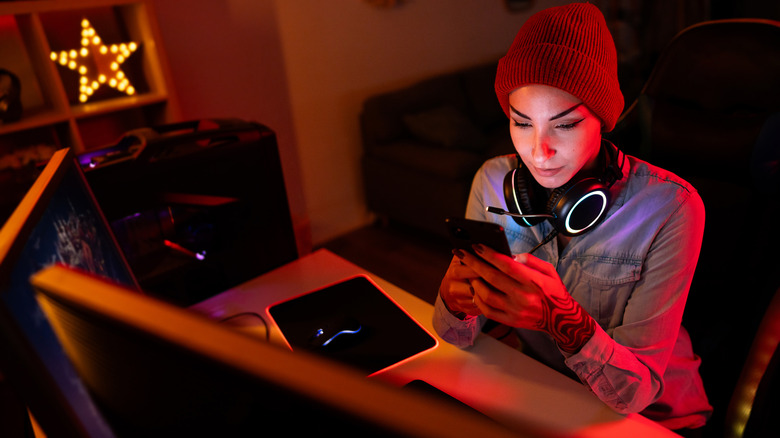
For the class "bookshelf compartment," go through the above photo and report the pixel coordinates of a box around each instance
[0,122,69,164]
[40,6,150,107]
[0,0,178,157]
[0,14,57,130]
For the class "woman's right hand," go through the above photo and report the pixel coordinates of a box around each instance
[438,251,483,317]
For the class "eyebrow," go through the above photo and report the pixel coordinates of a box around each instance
[510,102,584,121]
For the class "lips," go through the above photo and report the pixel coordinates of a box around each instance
[533,167,563,178]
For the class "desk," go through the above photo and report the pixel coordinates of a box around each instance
[190,249,678,437]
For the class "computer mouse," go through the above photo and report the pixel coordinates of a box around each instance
[220,312,268,341]
[308,316,363,349]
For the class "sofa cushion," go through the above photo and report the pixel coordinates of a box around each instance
[361,74,469,146]
[402,105,488,152]
[369,140,484,180]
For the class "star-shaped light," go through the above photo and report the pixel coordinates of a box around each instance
[50,18,138,103]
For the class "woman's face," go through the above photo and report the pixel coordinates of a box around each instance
[508,84,603,189]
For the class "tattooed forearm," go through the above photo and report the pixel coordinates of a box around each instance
[535,293,596,354]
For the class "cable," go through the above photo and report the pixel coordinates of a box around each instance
[528,229,558,255]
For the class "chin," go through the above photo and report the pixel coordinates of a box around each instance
[533,174,572,190]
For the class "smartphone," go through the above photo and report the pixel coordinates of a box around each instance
[445,217,512,256]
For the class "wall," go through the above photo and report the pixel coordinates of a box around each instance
[153,0,570,249]
[152,0,310,251]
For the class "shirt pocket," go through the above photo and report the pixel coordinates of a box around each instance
[569,257,641,333]
[506,227,542,254]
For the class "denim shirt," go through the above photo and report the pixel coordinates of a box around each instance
[433,154,713,430]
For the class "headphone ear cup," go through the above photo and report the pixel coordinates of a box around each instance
[503,163,547,227]
[547,177,611,236]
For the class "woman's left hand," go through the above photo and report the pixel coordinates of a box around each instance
[455,244,596,353]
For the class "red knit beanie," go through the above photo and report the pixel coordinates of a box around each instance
[495,2,623,132]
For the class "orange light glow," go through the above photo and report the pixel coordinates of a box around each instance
[50,18,138,103]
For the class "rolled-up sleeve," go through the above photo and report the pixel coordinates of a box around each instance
[432,295,485,348]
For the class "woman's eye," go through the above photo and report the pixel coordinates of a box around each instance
[512,120,532,128]
[556,118,585,130]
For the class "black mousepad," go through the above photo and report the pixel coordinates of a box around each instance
[268,275,437,375]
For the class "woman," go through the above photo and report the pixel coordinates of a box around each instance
[433,3,712,433]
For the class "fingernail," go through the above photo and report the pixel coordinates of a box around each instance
[452,249,465,259]
[469,285,476,296]
[472,244,485,254]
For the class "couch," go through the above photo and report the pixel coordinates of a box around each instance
[360,60,515,238]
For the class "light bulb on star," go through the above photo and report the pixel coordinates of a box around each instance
[50,18,139,103]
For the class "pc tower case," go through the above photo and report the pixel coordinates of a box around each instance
[82,119,298,305]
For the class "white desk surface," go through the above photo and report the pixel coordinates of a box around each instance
[190,249,678,437]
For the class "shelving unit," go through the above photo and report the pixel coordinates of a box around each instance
[0,0,179,158]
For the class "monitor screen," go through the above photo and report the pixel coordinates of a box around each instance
[0,148,138,437]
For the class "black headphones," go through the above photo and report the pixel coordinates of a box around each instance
[498,139,624,239]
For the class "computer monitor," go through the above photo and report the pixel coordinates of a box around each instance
[0,148,139,437]
[30,263,523,437]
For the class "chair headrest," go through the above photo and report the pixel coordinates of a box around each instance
[643,19,780,114]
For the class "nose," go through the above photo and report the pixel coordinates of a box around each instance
[530,131,554,164]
